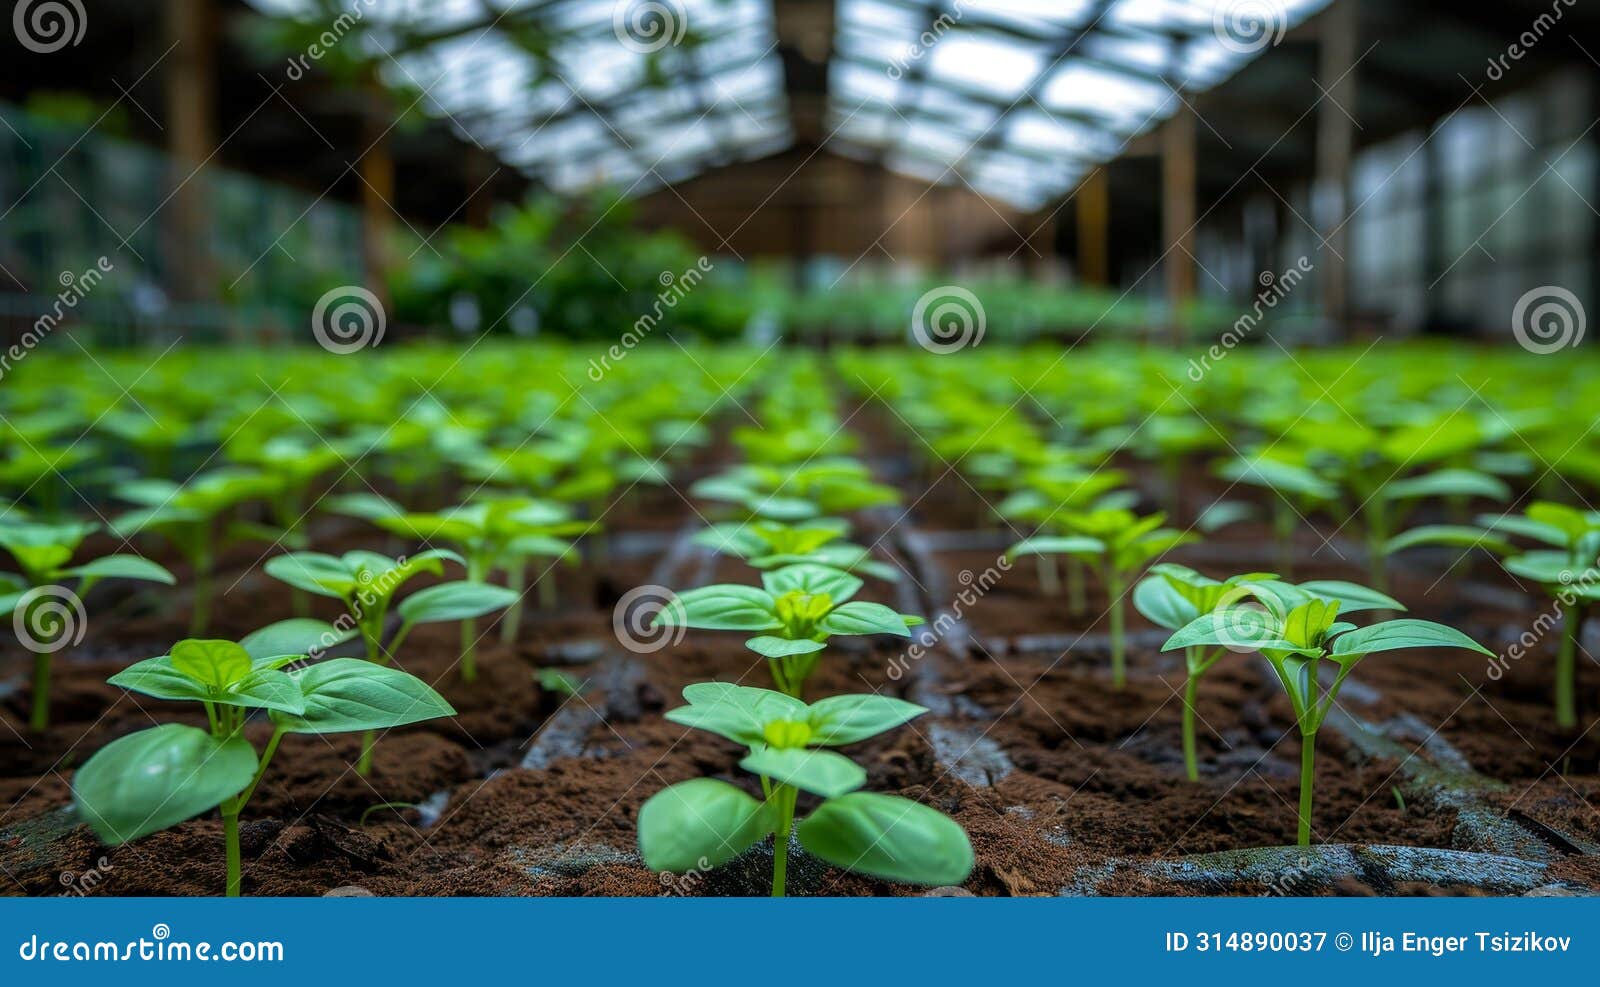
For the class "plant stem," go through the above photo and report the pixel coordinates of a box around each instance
[1273,502,1295,579]
[1035,554,1059,595]
[769,784,797,898]
[501,563,525,643]
[1297,731,1316,847]
[1556,602,1579,729]
[1181,660,1199,782]
[1066,558,1086,615]
[29,650,50,731]
[222,809,242,897]
[357,729,376,776]
[1107,571,1126,689]
[459,617,478,683]
[189,562,212,637]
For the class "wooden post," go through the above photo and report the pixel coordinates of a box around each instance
[1316,0,1357,332]
[1076,167,1109,287]
[1162,106,1197,343]
[164,0,215,319]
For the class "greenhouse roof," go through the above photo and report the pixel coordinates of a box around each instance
[247,0,1334,209]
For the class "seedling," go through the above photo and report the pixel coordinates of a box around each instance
[691,459,899,522]
[652,563,921,699]
[1008,506,1194,688]
[692,517,900,582]
[73,628,454,895]
[997,469,1128,612]
[264,549,516,771]
[1164,578,1489,844]
[1388,501,1600,727]
[0,519,174,729]
[110,469,278,634]
[638,683,972,895]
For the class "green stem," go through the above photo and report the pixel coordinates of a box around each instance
[189,557,213,637]
[538,568,557,610]
[223,810,242,897]
[1066,558,1086,616]
[29,650,50,731]
[1273,502,1295,579]
[357,729,376,776]
[1107,571,1126,689]
[501,563,525,643]
[769,784,797,898]
[1181,661,1199,782]
[1036,554,1059,596]
[460,617,478,683]
[1297,731,1316,847]
[1556,602,1579,729]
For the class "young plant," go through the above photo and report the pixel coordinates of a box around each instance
[1163,579,1489,845]
[1388,501,1600,727]
[1008,505,1195,688]
[692,517,900,582]
[72,628,453,896]
[0,519,174,729]
[264,549,516,772]
[691,459,899,522]
[639,683,972,896]
[110,469,277,634]
[652,564,921,699]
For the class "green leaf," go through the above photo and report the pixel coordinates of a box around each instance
[1295,580,1404,614]
[72,724,258,845]
[397,581,519,625]
[1504,551,1578,586]
[664,701,768,746]
[239,618,356,664]
[797,792,973,886]
[637,778,772,873]
[109,656,306,715]
[1196,500,1256,532]
[1162,609,1301,654]
[1328,619,1493,660]
[739,746,865,798]
[1005,535,1104,561]
[680,682,808,721]
[744,635,827,659]
[1133,576,1199,631]
[169,640,253,690]
[761,563,863,602]
[1382,525,1514,557]
[263,553,354,599]
[658,585,780,631]
[273,659,456,734]
[806,694,926,745]
[63,555,176,585]
[1383,469,1510,502]
[1476,513,1569,548]
[816,601,913,638]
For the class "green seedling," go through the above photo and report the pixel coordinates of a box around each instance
[1215,454,1338,578]
[0,519,174,729]
[1164,578,1489,844]
[652,563,922,699]
[264,549,516,772]
[691,459,899,522]
[692,517,900,582]
[639,683,972,896]
[535,668,585,698]
[73,628,453,895]
[1388,500,1600,727]
[110,469,279,635]
[1008,505,1195,688]
[997,469,1128,613]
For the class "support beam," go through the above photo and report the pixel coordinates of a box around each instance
[164,0,215,314]
[1162,105,1197,343]
[1075,168,1109,287]
[1315,0,1357,330]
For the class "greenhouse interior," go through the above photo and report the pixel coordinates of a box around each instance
[2,0,1600,905]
